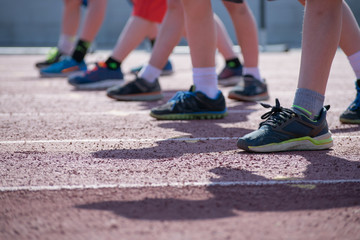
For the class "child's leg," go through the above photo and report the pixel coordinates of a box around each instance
[79,0,107,42]
[237,0,342,152]
[297,0,342,96]
[214,14,237,61]
[181,0,218,98]
[111,16,158,63]
[59,0,82,55]
[148,0,185,70]
[222,1,259,70]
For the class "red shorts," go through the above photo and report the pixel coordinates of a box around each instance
[132,0,167,24]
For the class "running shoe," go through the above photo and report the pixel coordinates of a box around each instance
[35,47,63,69]
[150,86,227,120]
[228,74,269,102]
[130,60,174,76]
[106,77,163,101]
[68,62,124,90]
[40,56,87,78]
[237,99,333,152]
[218,65,243,86]
[340,79,360,124]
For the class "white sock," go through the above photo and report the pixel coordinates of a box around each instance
[193,67,219,99]
[139,64,162,83]
[348,51,360,79]
[58,34,76,55]
[243,67,263,82]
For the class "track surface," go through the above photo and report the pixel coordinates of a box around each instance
[1,50,360,240]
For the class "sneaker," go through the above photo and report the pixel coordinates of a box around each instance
[228,74,269,102]
[150,86,228,120]
[106,77,163,101]
[218,65,243,86]
[237,99,333,152]
[68,62,124,90]
[35,47,63,69]
[340,79,360,124]
[130,60,174,76]
[40,56,87,78]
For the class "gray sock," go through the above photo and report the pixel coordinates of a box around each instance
[292,88,325,120]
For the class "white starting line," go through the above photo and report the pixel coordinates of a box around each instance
[1,179,360,192]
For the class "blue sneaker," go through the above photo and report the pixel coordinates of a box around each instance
[237,99,333,152]
[218,65,243,86]
[130,60,174,76]
[40,56,87,78]
[340,79,360,124]
[150,86,227,120]
[68,62,124,90]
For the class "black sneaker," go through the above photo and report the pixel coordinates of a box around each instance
[228,74,269,102]
[237,99,333,152]
[217,65,243,86]
[106,77,163,101]
[35,47,63,69]
[340,79,360,124]
[150,86,227,120]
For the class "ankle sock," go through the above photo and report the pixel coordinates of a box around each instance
[292,88,325,120]
[225,57,242,69]
[139,64,161,83]
[72,39,91,63]
[105,57,121,70]
[58,34,75,55]
[243,67,262,81]
[348,51,360,79]
[193,67,219,99]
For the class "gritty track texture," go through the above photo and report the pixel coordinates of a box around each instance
[0,51,360,240]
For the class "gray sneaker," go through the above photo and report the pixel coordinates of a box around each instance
[228,74,269,102]
[106,77,163,101]
[237,99,333,152]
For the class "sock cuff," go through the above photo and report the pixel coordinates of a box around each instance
[193,67,216,76]
[348,50,360,62]
[293,88,325,118]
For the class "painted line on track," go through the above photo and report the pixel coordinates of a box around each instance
[0,135,359,145]
[0,108,352,117]
[1,179,360,192]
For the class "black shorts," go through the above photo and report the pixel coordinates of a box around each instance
[223,0,244,3]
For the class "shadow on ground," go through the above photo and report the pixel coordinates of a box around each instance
[76,151,360,220]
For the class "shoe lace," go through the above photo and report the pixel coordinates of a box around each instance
[259,99,297,128]
[169,91,195,103]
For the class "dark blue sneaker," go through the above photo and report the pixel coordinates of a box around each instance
[237,99,333,152]
[130,60,174,76]
[68,62,124,90]
[218,65,243,86]
[228,75,269,102]
[150,86,227,120]
[40,56,87,78]
[106,77,163,101]
[340,79,360,124]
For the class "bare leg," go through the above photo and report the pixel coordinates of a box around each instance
[62,0,82,36]
[214,14,237,60]
[181,0,216,68]
[79,0,107,42]
[297,0,342,95]
[223,0,258,68]
[111,16,158,62]
[149,0,185,69]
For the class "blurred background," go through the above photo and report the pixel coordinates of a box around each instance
[0,0,359,50]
